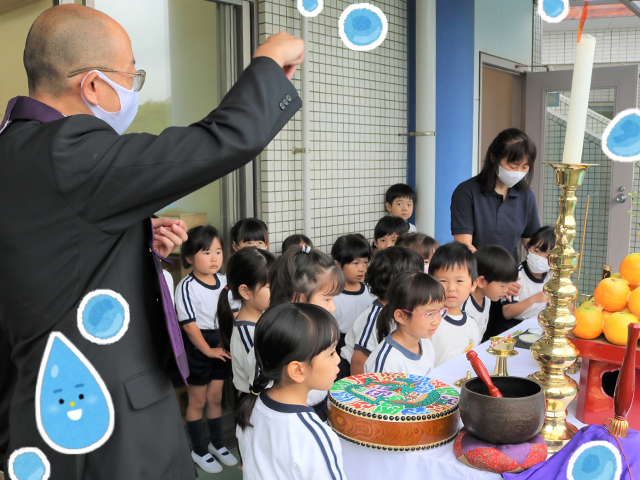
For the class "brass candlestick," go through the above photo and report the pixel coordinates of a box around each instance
[529,163,592,454]
[487,336,517,376]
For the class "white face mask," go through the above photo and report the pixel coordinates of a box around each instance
[527,251,551,274]
[81,70,139,135]
[497,165,527,188]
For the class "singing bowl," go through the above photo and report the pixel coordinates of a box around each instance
[460,376,545,444]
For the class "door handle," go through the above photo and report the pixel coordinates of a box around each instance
[616,193,627,204]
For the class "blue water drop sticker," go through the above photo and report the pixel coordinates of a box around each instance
[8,448,50,480]
[339,3,388,52]
[602,109,640,162]
[36,332,114,454]
[77,289,129,345]
[298,0,323,17]
[567,441,621,480]
[539,0,569,23]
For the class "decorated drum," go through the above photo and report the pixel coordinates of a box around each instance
[327,373,460,451]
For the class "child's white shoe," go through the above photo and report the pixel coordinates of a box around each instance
[208,444,239,466]
[191,451,223,473]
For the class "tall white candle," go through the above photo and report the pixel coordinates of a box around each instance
[562,34,596,164]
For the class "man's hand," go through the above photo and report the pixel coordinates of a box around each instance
[152,217,188,257]
[254,32,305,80]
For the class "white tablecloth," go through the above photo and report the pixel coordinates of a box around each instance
[340,318,585,480]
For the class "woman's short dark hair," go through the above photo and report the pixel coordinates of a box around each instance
[374,216,410,241]
[526,226,556,252]
[331,234,371,267]
[282,234,313,252]
[180,225,223,269]
[231,218,268,245]
[217,247,276,350]
[236,303,340,430]
[395,233,439,261]
[429,242,478,282]
[269,246,344,306]
[365,247,424,300]
[477,128,537,194]
[377,272,446,341]
[474,245,519,284]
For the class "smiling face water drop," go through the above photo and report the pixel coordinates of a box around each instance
[35,332,114,454]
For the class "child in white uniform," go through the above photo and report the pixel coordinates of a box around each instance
[428,242,481,366]
[217,247,275,398]
[341,247,424,375]
[175,225,236,473]
[236,303,346,480]
[268,245,345,421]
[395,233,439,272]
[503,226,555,322]
[385,183,418,233]
[467,245,519,340]
[331,234,375,376]
[365,272,445,376]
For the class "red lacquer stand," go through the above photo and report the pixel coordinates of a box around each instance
[569,332,640,428]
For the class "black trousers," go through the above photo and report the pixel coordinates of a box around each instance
[483,300,523,343]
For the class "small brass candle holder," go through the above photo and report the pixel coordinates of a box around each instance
[487,336,518,376]
[529,163,593,454]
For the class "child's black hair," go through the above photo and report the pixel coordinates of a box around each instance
[428,241,478,282]
[231,218,269,246]
[269,246,345,306]
[365,246,424,301]
[180,225,223,269]
[331,234,371,267]
[237,303,340,430]
[385,183,416,204]
[377,272,446,341]
[281,234,313,253]
[374,216,410,241]
[474,245,519,284]
[217,247,276,350]
[526,226,556,252]
[395,233,439,262]
[477,128,537,194]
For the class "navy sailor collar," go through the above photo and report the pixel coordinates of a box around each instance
[341,282,366,296]
[260,390,315,414]
[521,261,546,284]
[189,272,221,290]
[443,312,468,326]
[385,335,422,360]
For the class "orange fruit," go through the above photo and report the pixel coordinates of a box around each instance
[603,312,640,346]
[620,253,640,286]
[593,277,630,312]
[580,298,597,308]
[611,273,621,279]
[625,289,640,317]
[602,310,613,322]
[572,306,604,339]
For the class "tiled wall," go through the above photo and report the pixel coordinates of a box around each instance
[257,0,408,253]
[532,0,544,72]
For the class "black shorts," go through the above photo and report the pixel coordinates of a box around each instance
[183,329,232,385]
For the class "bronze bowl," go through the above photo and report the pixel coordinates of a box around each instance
[460,376,545,445]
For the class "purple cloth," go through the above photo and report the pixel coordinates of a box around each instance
[503,425,640,480]
[460,429,546,465]
[1,96,189,385]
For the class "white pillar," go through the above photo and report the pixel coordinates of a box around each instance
[301,16,312,238]
[415,0,437,236]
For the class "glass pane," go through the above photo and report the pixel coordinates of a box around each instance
[94,0,221,229]
[543,88,614,301]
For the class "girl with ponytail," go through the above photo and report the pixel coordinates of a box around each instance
[216,247,276,401]
[236,303,346,480]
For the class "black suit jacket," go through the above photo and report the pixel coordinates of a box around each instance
[0,57,300,479]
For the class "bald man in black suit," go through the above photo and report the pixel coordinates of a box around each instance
[0,5,303,479]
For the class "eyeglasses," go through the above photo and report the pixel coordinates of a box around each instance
[402,307,448,321]
[67,67,146,92]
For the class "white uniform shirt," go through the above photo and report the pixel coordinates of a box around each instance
[502,261,553,321]
[175,272,227,329]
[464,294,490,338]
[429,311,480,367]
[364,335,434,376]
[408,222,417,233]
[333,283,377,334]
[237,392,347,480]
[340,300,384,362]
[162,270,175,304]
[230,320,257,393]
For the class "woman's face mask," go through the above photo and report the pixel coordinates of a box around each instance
[497,165,527,188]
